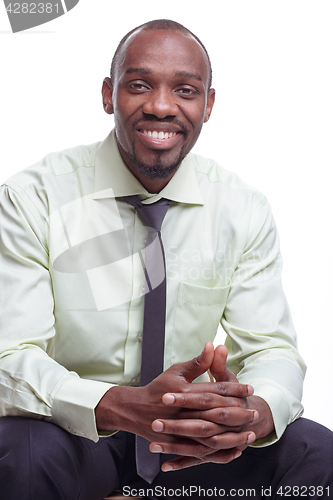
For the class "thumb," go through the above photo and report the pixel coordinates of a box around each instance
[177,342,214,383]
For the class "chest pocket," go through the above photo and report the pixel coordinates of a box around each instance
[171,282,231,369]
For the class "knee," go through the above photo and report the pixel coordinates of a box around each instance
[0,417,31,479]
[0,417,81,499]
[281,417,333,468]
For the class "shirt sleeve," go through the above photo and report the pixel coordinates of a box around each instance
[221,196,306,446]
[0,185,113,442]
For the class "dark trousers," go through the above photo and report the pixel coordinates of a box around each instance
[0,416,332,500]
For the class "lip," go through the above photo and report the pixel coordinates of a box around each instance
[135,129,183,150]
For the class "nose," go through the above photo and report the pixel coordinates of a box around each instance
[142,88,179,119]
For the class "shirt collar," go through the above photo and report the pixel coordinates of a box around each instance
[93,129,204,205]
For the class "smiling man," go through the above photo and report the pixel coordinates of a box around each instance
[0,19,333,500]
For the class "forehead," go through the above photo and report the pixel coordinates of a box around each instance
[116,28,210,87]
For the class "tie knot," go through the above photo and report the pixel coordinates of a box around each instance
[124,196,171,232]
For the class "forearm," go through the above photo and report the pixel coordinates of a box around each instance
[95,385,147,433]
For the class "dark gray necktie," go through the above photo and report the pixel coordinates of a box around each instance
[124,195,172,484]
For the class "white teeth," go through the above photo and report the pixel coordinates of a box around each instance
[143,130,177,140]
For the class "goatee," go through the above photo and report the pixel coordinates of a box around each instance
[129,146,186,179]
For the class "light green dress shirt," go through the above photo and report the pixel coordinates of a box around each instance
[0,129,306,445]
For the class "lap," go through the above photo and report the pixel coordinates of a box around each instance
[0,416,127,500]
[0,416,332,500]
[127,418,333,499]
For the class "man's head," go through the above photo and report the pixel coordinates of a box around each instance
[102,19,215,192]
[109,20,213,91]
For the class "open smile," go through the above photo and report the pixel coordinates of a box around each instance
[136,128,183,149]
[141,130,178,140]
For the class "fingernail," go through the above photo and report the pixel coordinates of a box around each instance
[150,444,163,453]
[252,410,259,422]
[247,432,256,444]
[162,463,173,472]
[152,420,164,432]
[235,450,242,459]
[163,393,176,405]
[247,385,254,396]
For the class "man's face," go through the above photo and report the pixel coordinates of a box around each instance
[106,28,215,182]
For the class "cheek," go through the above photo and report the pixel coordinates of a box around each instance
[182,101,207,128]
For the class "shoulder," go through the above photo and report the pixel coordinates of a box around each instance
[187,151,267,206]
[2,142,100,194]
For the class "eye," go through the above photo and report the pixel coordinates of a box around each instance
[176,86,199,97]
[127,82,150,92]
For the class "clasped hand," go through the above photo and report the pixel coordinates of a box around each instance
[96,342,274,471]
[148,342,259,471]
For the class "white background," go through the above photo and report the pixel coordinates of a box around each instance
[1,1,332,431]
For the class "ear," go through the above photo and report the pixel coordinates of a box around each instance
[204,88,215,123]
[102,77,114,115]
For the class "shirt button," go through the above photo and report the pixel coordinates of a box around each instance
[140,285,145,294]
[137,333,143,342]
[130,377,138,386]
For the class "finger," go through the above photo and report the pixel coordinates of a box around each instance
[210,345,240,383]
[150,431,255,457]
[152,418,228,438]
[194,430,256,449]
[210,345,228,381]
[162,386,253,409]
[189,381,253,397]
[161,449,242,471]
[181,407,259,426]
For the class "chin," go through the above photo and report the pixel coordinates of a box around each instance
[133,147,186,180]
[136,162,179,179]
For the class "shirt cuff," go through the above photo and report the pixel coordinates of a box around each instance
[245,379,303,448]
[51,373,115,442]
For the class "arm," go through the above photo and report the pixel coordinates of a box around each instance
[0,185,112,441]
[222,198,306,443]
[147,200,305,470]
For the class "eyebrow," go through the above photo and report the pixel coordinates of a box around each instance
[175,70,203,82]
[124,68,203,82]
[125,68,152,76]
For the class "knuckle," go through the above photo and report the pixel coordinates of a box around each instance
[171,422,181,434]
[178,394,188,406]
[216,382,228,395]
[206,435,220,449]
[200,393,213,407]
[218,408,229,422]
[237,383,245,395]
[198,422,212,437]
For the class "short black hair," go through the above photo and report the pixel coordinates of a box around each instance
[110,19,213,90]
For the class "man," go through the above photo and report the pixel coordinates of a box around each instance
[0,19,332,500]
